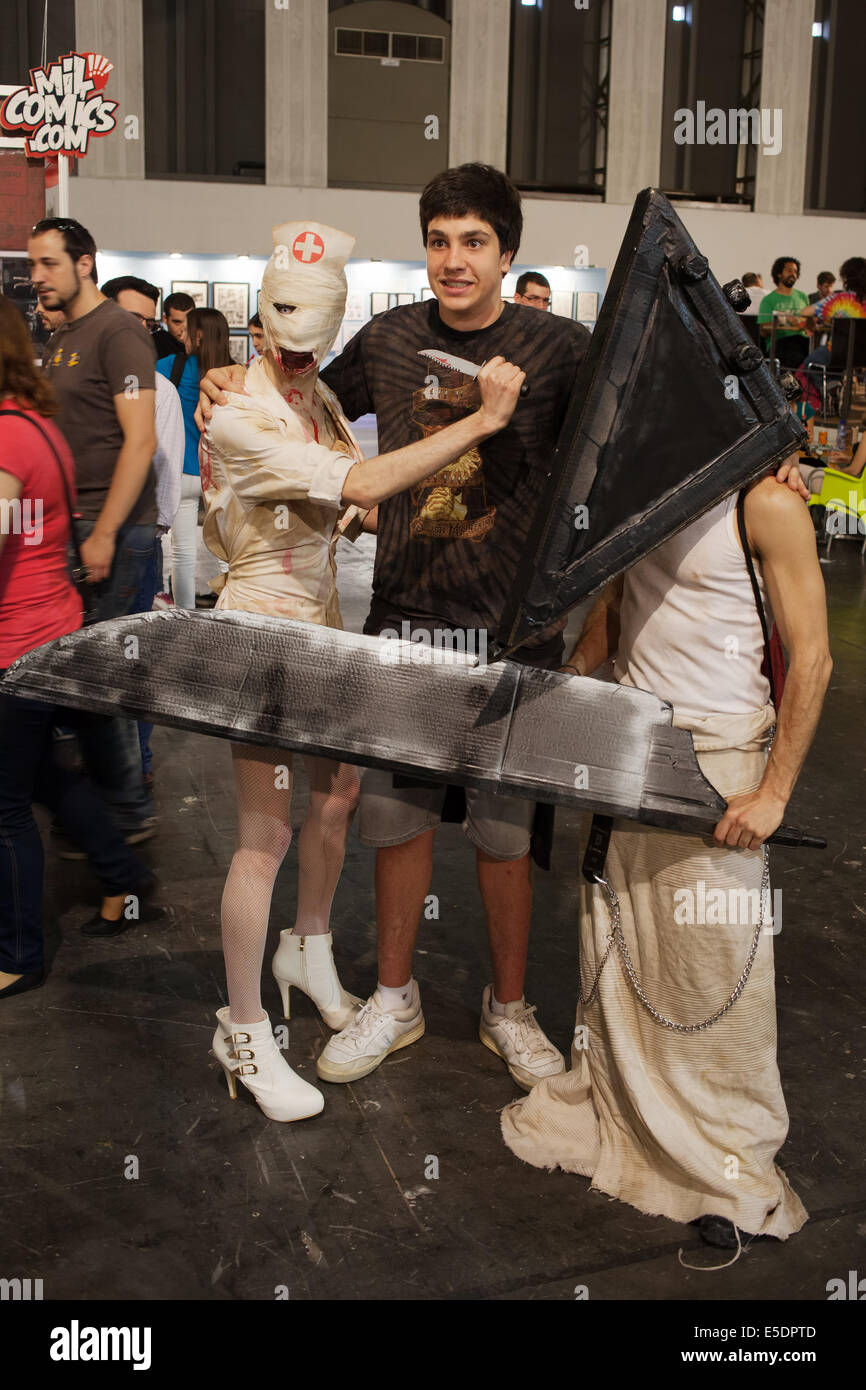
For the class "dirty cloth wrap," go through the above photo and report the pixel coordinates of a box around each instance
[501,705,807,1239]
[201,358,362,628]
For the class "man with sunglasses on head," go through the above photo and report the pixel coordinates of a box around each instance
[27,218,158,843]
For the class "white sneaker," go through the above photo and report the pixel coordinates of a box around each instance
[316,984,425,1083]
[479,985,565,1091]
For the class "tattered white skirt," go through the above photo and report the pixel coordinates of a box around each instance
[501,705,807,1238]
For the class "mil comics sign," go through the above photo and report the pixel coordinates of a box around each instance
[0,52,117,157]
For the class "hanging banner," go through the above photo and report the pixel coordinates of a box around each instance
[0,52,116,158]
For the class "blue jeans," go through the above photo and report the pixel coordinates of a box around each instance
[131,536,163,777]
[0,681,149,974]
[72,519,156,827]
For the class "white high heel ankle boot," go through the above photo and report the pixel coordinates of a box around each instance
[211,1007,324,1121]
[271,931,363,1030]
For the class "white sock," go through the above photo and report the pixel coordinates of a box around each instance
[377,979,413,1012]
[490,990,507,1017]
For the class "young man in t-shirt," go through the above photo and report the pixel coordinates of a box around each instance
[319,166,595,1088]
[154,290,194,360]
[28,218,159,840]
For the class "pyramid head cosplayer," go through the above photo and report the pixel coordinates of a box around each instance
[259,221,356,395]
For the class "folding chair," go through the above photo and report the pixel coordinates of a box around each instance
[802,318,866,419]
[809,458,866,559]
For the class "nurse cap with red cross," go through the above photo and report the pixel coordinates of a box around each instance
[268,220,356,306]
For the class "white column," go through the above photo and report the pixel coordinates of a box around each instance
[754,0,813,215]
[266,0,328,188]
[448,0,511,169]
[605,0,667,206]
[74,0,144,178]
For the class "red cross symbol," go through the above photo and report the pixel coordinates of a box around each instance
[292,231,325,264]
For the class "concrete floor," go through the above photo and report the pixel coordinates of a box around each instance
[1,481,864,1302]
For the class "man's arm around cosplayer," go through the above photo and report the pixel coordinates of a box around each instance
[340,356,523,509]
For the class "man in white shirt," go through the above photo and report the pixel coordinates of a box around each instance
[101,277,185,780]
[740,272,766,315]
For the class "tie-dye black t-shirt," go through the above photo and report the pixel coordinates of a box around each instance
[321,299,590,659]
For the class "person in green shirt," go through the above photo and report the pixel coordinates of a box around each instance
[757,256,812,367]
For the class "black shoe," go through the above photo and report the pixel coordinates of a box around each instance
[80,872,159,938]
[0,969,46,1001]
[698,1215,767,1250]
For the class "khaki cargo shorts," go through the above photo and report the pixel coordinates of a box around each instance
[357,767,533,861]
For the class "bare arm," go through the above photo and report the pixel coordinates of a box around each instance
[340,358,524,509]
[561,576,624,676]
[714,478,833,849]
[832,431,866,477]
[81,390,157,583]
[0,469,23,559]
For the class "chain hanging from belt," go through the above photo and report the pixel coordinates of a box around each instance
[578,814,770,1033]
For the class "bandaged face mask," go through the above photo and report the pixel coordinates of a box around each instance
[259,221,356,380]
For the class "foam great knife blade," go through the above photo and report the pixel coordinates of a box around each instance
[418,350,530,396]
[0,610,824,847]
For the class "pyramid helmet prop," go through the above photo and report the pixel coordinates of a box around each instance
[259,220,356,379]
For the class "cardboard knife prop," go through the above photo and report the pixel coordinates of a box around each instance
[418,349,531,396]
[0,611,824,849]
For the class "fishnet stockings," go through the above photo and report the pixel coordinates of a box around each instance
[221,744,358,1022]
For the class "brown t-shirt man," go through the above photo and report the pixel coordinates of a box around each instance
[44,298,157,526]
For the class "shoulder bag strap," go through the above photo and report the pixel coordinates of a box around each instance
[169,351,187,389]
[0,408,92,605]
[735,486,777,709]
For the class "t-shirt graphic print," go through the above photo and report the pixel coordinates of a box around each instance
[409,351,494,542]
[321,299,590,646]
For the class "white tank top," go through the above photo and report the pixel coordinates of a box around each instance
[614,494,772,719]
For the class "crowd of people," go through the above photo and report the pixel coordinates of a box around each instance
[0,163,837,1254]
[739,255,866,374]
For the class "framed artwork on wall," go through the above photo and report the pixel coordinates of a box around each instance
[213,282,250,329]
[228,333,249,364]
[170,280,207,308]
[577,291,599,322]
[370,292,390,315]
[551,290,574,318]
